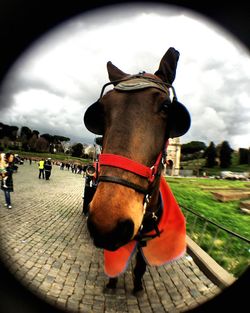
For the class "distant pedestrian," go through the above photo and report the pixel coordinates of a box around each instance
[44,158,52,180]
[82,162,99,216]
[38,159,45,179]
[0,152,8,188]
[1,152,14,209]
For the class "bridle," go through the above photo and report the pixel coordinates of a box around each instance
[84,73,190,244]
[96,74,174,202]
[84,73,191,139]
[97,74,178,102]
[98,146,167,246]
[98,144,167,205]
[99,150,163,191]
[95,74,174,243]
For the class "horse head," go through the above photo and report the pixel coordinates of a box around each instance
[84,47,190,251]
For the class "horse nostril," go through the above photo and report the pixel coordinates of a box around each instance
[87,215,134,250]
[117,218,134,243]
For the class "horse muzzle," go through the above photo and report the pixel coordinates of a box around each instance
[87,214,134,251]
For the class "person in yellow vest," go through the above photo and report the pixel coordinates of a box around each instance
[38,159,45,179]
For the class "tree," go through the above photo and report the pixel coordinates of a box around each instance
[20,126,32,150]
[238,148,250,165]
[0,123,18,140]
[36,137,49,152]
[8,126,18,140]
[181,141,207,155]
[28,134,38,152]
[40,133,53,144]
[53,135,70,143]
[20,126,32,141]
[219,141,233,168]
[32,130,40,138]
[71,143,83,157]
[204,141,217,167]
[0,122,4,139]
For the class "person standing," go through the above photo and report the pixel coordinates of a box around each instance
[1,152,14,209]
[82,161,98,216]
[44,158,52,180]
[38,159,45,179]
[0,152,8,188]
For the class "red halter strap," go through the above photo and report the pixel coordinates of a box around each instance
[99,152,162,183]
[97,141,169,244]
[98,140,169,190]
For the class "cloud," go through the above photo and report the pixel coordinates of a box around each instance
[0,3,249,148]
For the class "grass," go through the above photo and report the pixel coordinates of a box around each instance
[9,150,90,164]
[181,152,250,175]
[166,177,250,277]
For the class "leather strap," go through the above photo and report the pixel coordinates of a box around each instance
[98,175,148,194]
[99,152,162,183]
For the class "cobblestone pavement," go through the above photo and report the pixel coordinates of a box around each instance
[0,161,221,313]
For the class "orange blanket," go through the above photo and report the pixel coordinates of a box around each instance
[104,177,186,277]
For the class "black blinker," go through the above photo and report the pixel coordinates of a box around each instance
[84,75,191,138]
[84,100,105,135]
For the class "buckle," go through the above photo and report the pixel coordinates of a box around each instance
[143,194,150,212]
[149,166,156,182]
[152,212,158,220]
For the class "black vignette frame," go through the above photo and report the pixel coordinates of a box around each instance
[0,1,249,313]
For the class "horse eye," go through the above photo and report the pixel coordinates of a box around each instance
[159,99,171,113]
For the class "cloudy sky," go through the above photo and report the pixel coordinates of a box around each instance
[0,3,250,149]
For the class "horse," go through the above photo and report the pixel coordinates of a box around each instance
[84,47,191,296]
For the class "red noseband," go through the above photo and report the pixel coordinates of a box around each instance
[97,141,169,195]
[99,153,162,183]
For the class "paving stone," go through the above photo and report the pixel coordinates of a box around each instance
[0,162,222,312]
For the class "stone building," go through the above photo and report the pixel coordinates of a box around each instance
[165,138,181,176]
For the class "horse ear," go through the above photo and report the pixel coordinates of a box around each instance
[107,61,129,82]
[154,47,180,84]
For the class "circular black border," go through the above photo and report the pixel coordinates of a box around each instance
[0,0,250,84]
[0,1,249,312]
